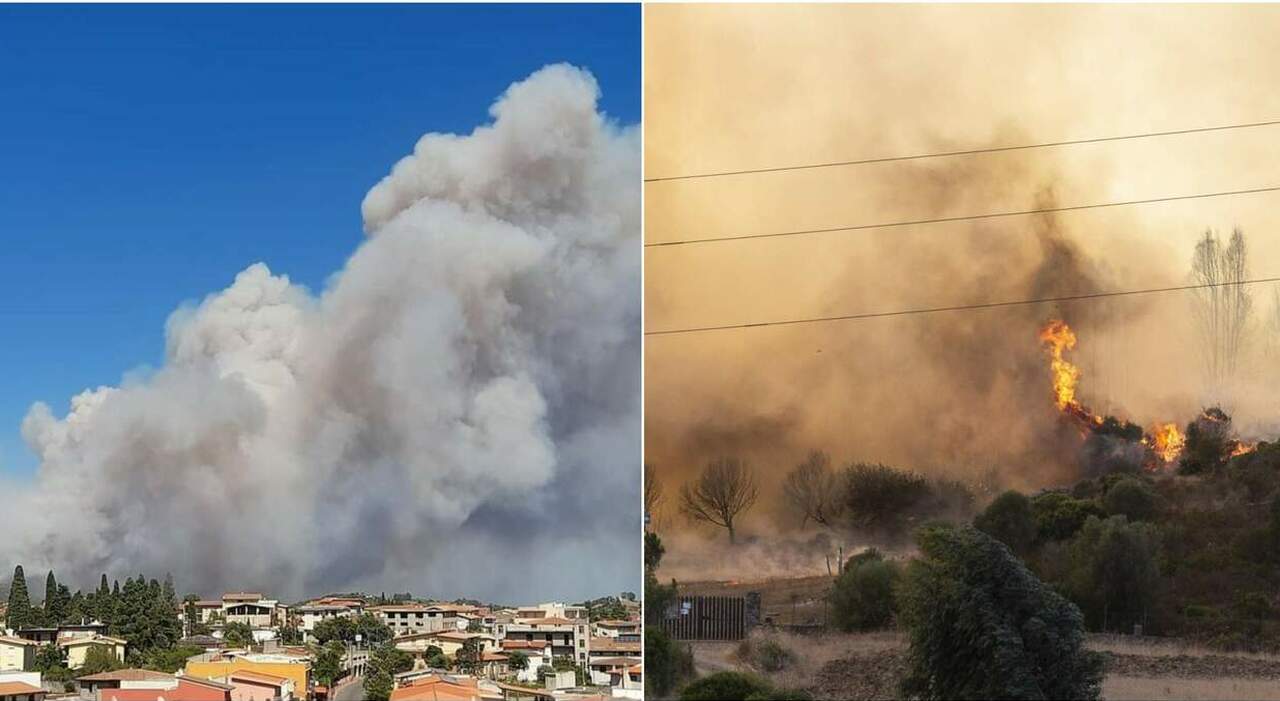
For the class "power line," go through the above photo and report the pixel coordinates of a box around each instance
[644,185,1280,248]
[645,118,1280,183]
[645,276,1280,337]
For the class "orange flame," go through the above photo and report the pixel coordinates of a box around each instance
[1148,422,1185,463]
[1231,441,1257,458]
[1038,319,1083,413]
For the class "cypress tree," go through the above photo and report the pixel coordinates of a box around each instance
[6,565,32,632]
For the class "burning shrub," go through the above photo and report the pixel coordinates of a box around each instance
[838,462,931,532]
[1179,407,1235,475]
[898,524,1103,700]
[1103,478,1158,522]
[830,549,900,632]
[974,490,1037,556]
[1031,491,1104,542]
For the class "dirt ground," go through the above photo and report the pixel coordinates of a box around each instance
[690,630,1280,700]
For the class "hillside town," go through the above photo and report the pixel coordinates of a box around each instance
[0,567,641,701]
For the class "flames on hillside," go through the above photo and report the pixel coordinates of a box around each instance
[1037,318,1253,471]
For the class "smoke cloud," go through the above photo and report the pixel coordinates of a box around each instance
[3,64,640,602]
[644,5,1280,564]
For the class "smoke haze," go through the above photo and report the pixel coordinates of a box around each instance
[3,64,640,602]
[644,5,1280,563]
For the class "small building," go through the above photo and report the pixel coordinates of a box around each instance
[60,634,127,670]
[218,669,295,701]
[0,671,44,701]
[0,637,37,672]
[79,670,233,701]
[0,680,44,701]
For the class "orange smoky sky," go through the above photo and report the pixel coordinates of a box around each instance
[644,4,1280,534]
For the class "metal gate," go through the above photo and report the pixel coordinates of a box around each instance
[661,595,748,640]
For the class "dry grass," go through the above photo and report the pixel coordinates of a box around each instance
[1089,634,1280,662]
[1104,676,1280,700]
[692,631,1280,700]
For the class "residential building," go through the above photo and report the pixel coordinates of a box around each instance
[0,681,44,701]
[510,604,587,622]
[590,620,639,642]
[220,594,280,629]
[393,632,498,658]
[294,604,357,643]
[495,641,551,684]
[494,618,589,666]
[184,651,310,698]
[60,634,127,669]
[586,637,639,666]
[193,601,223,625]
[0,637,36,672]
[0,671,43,701]
[387,674,503,701]
[375,603,477,636]
[218,669,295,701]
[75,669,179,697]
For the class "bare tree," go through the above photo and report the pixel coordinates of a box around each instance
[1190,228,1252,399]
[782,451,839,529]
[644,467,664,522]
[680,457,758,544]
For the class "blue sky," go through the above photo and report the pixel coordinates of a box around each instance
[0,3,640,477]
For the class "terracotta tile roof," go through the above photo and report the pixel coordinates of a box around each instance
[0,636,37,646]
[499,640,549,650]
[228,670,289,685]
[590,637,640,653]
[60,634,127,648]
[0,681,43,696]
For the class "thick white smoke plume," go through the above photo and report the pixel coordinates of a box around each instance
[2,64,641,602]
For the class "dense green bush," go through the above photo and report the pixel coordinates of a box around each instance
[897,524,1103,700]
[974,490,1036,555]
[1031,491,1104,541]
[1066,515,1161,632]
[839,463,931,531]
[680,671,773,700]
[1104,478,1157,522]
[830,549,900,631]
[646,627,695,698]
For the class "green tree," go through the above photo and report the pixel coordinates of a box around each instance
[1031,491,1104,541]
[829,549,900,631]
[645,628,694,698]
[424,644,448,670]
[506,649,530,676]
[974,490,1037,555]
[454,638,483,675]
[679,671,773,700]
[352,612,392,645]
[223,621,254,648]
[312,640,346,687]
[365,641,413,701]
[141,645,204,673]
[1103,479,1157,522]
[839,463,931,532]
[897,525,1103,700]
[80,644,125,676]
[6,565,32,631]
[32,643,68,675]
[1066,515,1161,632]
